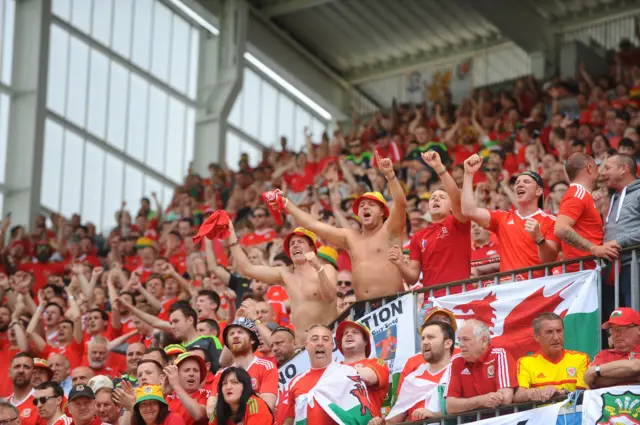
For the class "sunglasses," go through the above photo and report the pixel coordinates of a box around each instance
[253,214,267,218]
[337,280,352,287]
[485,168,499,172]
[33,396,58,406]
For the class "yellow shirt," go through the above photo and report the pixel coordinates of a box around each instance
[517,350,590,391]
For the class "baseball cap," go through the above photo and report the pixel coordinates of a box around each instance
[336,320,372,358]
[69,385,95,402]
[88,376,114,394]
[517,171,545,208]
[602,308,640,329]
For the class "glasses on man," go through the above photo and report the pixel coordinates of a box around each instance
[337,280,352,287]
[33,396,58,406]
[0,417,19,425]
[607,325,638,336]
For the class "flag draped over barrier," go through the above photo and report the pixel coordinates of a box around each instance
[463,401,568,424]
[433,269,600,359]
[582,385,640,424]
[278,294,416,414]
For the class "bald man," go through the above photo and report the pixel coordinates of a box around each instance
[70,366,93,386]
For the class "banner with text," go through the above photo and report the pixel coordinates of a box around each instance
[464,401,568,425]
[277,294,416,413]
[582,385,640,424]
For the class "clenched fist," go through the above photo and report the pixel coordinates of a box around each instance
[421,151,444,173]
[464,154,483,174]
[387,245,403,265]
[524,218,543,242]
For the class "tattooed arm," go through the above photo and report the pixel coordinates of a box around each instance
[555,214,621,261]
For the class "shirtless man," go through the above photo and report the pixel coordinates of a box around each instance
[270,151,406,299]
[226,224,337,345]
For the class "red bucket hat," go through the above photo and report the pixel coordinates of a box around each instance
[352,192,389,218]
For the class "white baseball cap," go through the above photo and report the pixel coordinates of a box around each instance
[88,375,114,393]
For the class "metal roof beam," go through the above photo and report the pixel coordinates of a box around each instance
[454,0,556,53]
[261,0,336,18]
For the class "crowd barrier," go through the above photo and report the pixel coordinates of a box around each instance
[324,245,640,425]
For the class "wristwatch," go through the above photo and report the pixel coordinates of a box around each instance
[595,365,601,377]
[535,237,546,246]
[254,319,263,326]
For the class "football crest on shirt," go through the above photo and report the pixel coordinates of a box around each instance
[566,367,576,377]
[251,378,258,390]
[630,352,638,360]
[421,239,427,251]
[21,409,31,417]
[487,365,495,378]
[438,227,449,239]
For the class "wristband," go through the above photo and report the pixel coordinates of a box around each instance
[228,240,239,248]
[437,168,447,176]
[386,174,396,181]
[535,237,546,246]
[316,265,325,274]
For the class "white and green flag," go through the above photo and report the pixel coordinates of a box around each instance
[279,294,416,413]
[582,385,640,424]
[385,362,449,419]
[294,362,374,425]
[433,269,600,359]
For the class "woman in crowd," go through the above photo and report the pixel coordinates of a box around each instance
[209,367,273,425]
[132,385,185,425]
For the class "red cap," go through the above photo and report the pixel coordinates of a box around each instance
[336,320,371,358]
[602,308,640,329]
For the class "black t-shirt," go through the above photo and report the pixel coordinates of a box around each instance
[228,273,251,308]
[183,335,223,373]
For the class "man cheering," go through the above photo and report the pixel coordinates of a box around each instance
[226,225,337,345]
[271,151,406,300]
[336,321,389,417]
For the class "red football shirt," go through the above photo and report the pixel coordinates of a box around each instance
[9,390,40,425]
[558,184,603,272]
[283,163,318,193]
[342,358,389,417]
[210,357,278,397]
[0,346,19,397]
[373,143,402,164]
[592,345,640,366]
[166,389,210,425]
[239,229,277,247]
[286,367,336,425]
[209,395,273,425]
[487,209,560,279]
[409,215,471,293]
[18,262,66,293]
[40,339,83,370]
[447,346,517,399]
[471,241,501,262]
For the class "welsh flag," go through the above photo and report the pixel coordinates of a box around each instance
[433,270,600,359]
[386,362,449,420]
[582,385,640,424]
[294,362,374,425]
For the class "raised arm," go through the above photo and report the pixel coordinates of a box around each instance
[376,151,406,237]
[129,273,163,311]
[281,198,350,250]
[72,263,97,304]
[461,155,492,228]
[204,239,231,285]
[119,298,171,333]
[162,263,197,299]
[65,288,85,344]
[226,223,284,286]
[422,151,466,222]
[107,274,122,330]
[304,128,315,163]
[108,330,138,351]
[304,252,337,303]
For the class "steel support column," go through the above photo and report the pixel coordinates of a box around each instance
[192,0,248,174]
[3,0,51,228]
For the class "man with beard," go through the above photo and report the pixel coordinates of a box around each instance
[164,353,209,425]
[7,353,38,425]
[388,151,471,292]
[369,320,455,424]
[117,301,222,373]
[84,337,117,379]
[47,355,72,396]
[33,382,70,425]
[114,342,145,387]
[272,152,406,300]
[210,318,278,409]
[226,225,337,345]
[31,359,54,388]
[66,385,103,425]
[271,327,298,425]
[336,321,389,417]
[27,296,83,370]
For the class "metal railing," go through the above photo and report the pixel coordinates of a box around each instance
[326,246,640,425]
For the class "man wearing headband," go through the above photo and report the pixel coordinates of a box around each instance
[270,151,406,300]
[225,223,337,345]
[462,154,560,279]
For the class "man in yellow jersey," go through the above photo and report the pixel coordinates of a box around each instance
[513,313,589,402]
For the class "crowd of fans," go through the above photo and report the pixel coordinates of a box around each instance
[0,31,640,425]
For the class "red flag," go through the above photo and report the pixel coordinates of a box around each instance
[261,189,285,225]
[192,210,231,244]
